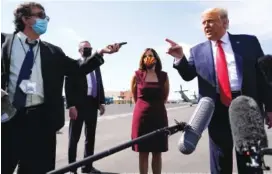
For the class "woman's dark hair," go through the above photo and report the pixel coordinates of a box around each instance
[138,48,162,72]
[13,2,44,32]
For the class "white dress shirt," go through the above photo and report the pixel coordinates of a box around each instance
[80,57,97,96]
[8,32,44,107]
[174,32,241,92]
[211,32,241,92]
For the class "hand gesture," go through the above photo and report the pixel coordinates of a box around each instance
[99,43,121,55]
[165,38,184,59]
[69,106,78,120]
[265,112,272,129]
[99,104,105,116]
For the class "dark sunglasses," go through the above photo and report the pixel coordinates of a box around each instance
[30,12,50,21]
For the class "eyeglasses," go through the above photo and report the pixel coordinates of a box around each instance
[30,12,50,21]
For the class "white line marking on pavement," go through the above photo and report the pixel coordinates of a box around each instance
[64,105,191,127]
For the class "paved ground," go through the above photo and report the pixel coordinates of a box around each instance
[53,103,272,174]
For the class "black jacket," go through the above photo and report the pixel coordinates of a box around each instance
[65,61,105,109]
[1,32,104,131]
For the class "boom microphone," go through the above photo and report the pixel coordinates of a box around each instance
[47,119,188,174]
[178,97,215,154]
[229,95,268,152]
[229,95,271,171]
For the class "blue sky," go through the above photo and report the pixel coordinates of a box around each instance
[1,0,272,99]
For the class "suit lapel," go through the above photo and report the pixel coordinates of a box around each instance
[39,41,52,101]
[95,68,101,99]
[203,41,216,87]
[95,68,101,83]
[228,33,243,87]
[39,41,48,84]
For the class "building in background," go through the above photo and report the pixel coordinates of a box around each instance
[105,90,133,104]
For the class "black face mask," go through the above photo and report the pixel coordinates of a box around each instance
[83,47,92,57]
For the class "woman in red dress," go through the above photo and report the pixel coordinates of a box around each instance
[131,48,169,174]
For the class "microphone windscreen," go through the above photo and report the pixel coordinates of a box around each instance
[178,97,215,154]
[229,95,268,153]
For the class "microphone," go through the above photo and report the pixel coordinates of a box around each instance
[229,95,268,152]
[178,97,215,154]
[229,95,271,171]
[118,42,127,47]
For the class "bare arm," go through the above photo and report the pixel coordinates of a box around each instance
[163,75,170,103]
[131,75,137,103]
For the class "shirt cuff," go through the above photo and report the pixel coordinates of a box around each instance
[174,58,182,65]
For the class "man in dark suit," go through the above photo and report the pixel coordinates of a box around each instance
[1,2,122,174]
[166,8,272,174]
[258,55,272,90]
[65,41,106,174]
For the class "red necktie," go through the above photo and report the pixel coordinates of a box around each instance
[216,40,232,106]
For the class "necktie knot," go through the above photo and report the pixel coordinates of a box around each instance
[217,40,223,45]
[25,39,38,49]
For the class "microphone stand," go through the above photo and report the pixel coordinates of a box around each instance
[47,120,189,174]
[241,141,272,173]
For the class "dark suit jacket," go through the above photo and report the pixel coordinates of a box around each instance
[64,59,105,109]
[1,32,105,131]
[173,33,272,112]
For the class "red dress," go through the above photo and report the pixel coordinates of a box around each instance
[131,70,169,152]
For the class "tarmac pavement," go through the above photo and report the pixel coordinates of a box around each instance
[53,103,272,174]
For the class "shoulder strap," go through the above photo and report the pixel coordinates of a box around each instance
[134,70,143,84]
[1,32,16,90]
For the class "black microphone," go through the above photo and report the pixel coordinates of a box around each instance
[229,95,271,171]
[178,97,215,154]
[118,42,127,47]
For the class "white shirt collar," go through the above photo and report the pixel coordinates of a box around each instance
[79,57,85,62]
[17,31,40,44]
[210,32,230,46]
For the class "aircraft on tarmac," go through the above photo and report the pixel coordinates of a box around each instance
[175,85,198,106]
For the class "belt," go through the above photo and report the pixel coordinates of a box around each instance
[216,91,241,99]
[232,90,241,95]
[23,104,44,114]
[86,95,98,101]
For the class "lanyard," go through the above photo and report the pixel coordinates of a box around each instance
[18,37,40,65]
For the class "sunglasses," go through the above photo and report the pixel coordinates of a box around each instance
[29,12,50,21]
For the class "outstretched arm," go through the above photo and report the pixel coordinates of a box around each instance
[131,75,137,103]
[164,75,170,103]
[254,36,272,112]
[173,49,197,81]
[165,38,197,81]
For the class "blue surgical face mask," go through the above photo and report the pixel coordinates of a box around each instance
[32,18,48,35]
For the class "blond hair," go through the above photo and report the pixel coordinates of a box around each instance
[202,8,229,29]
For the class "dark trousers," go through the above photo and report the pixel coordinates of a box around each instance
[208,92,263,174]
[1,105,57,174]
[68,96,98,172]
